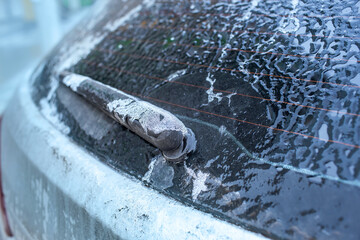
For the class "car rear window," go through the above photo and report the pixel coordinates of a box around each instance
[32,0,360,239]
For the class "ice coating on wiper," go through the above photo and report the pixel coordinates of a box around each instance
[60,71,196,161]
[107,99,188,135]
[31,0,360,239]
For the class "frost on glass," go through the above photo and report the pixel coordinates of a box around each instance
[32,0,360,239]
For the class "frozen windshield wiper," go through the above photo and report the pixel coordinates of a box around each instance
[59,71,196,162]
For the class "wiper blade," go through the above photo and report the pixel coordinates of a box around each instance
[59,71,196,162]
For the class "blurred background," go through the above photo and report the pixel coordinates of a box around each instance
[0,0,96,113]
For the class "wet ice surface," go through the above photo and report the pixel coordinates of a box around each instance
[32,0,360,239]
[143,155,175,190]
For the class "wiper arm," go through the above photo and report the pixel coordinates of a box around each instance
[59,71,196,162]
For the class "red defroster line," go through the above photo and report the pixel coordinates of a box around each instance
[111,35,360,63]
[116,88,360,149]
[151,25,360,41]
[155,1,360,20]
[94,48,360,89]
[169,12,360,20]
[83,60,360,118]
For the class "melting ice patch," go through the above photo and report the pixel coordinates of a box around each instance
[325,161,338,178]
[167,69,187,82]
[204,156,220,168]
[318,123,329,142]
[205,73,223,104]
[278,0,300,33]
[215,0,260,66]
[185,165,209,201]
[142,158,157,183]
[225,91,236,106]
[350,73,360,85]
[240,0,260,21]
[142,156,174,190]
[203,73,236,106]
